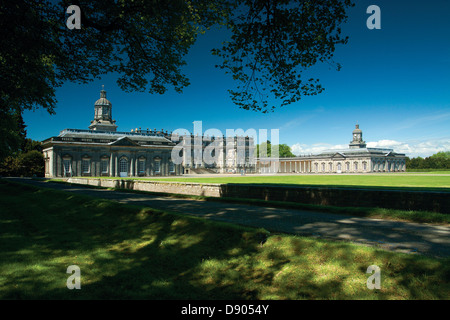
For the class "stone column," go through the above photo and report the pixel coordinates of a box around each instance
[136,157,139,176]
[110,153,113,177]
[52,150,57,177]
[130,155,134,177]
[115,155,118,177]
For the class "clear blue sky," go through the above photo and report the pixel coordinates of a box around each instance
[24,0,450,158]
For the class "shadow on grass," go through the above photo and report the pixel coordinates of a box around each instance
[1,179,449,300]
[39,178,450,223]
[0,180,277,299]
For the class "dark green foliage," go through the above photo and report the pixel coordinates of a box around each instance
[0,142,44,177]
[212,0,354,112]
[0,110,27,162]
[257,141,295,157]
[0,0,354,158]
[406,152,450,170]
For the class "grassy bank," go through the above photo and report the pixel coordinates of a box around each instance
[149,174,450,190]
[1,179,449,299]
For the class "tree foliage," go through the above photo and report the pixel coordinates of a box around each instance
[405,152,450,170]
[0,0,354,157]
[213,0,354,113]
[257,141,295,158]
[0,149,44,177]
[0,110,27,161]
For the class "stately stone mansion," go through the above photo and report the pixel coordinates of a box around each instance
[259,124,407,174]
[42,88,255,178]
[42,88,406,177]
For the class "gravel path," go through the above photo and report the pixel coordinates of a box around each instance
[7,177,450,258]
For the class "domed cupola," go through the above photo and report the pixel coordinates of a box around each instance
[89,86,118,132]
[349,124,366,149]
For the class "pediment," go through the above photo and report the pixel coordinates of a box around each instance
[331,152,346,159]
[108,137,139,146]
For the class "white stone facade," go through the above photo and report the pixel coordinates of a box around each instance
[256,125,406,174]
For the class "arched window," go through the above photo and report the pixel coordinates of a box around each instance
[119,157,128,177]
[337,162,342,171]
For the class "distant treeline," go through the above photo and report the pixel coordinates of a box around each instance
[406,151,450,170]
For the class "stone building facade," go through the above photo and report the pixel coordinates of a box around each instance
[257,124,407,174]
[42,88,406,177]
[42,88,182,178]
[173,134,256,174]
[42,88,257,177]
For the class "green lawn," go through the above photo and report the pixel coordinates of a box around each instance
[1,179,449,300]
[406,169,450,174]
[141,174,450,191]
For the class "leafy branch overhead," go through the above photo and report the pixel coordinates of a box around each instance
[213,0,354,113]
[1,0,353,115]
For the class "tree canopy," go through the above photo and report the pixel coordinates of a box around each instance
[257,141,296,158]
[0,0,354,159]
[405,152,450,170]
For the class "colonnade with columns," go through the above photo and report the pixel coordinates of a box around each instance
[256,157,406,174]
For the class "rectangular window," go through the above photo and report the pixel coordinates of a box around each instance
[138,160,145,174]
[63,160,71,175]
[82,160,90,173]
[169,162,175,172]
[101,160,108,173]
[154,161,160,173]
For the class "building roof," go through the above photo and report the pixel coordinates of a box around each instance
[41,128,175,148]
[318,147,404,156]
[265,147,406,161]
[59,128,169,141]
